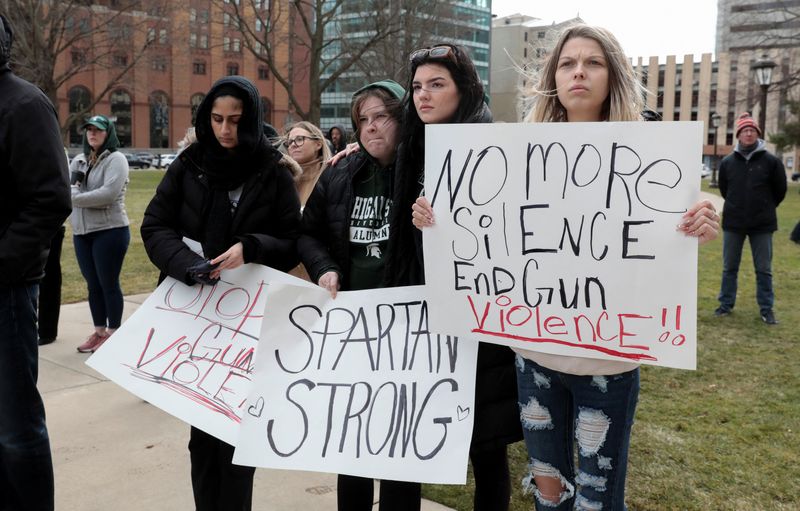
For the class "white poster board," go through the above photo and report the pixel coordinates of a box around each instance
[234,283,479,484]
[86,265,313,444]
[422,122,701,370]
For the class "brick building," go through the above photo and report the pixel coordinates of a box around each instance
[56,0,310,150]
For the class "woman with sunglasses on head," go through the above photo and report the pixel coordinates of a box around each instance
[410,26,719,510]
[141,76,301,511]
[298,80,416,510]
[386,44,523,511]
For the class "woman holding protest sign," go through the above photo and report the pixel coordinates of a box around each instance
[141,76,301,511]
[410,26,720,510]
[298,80,421,510]
[385,44,523,511]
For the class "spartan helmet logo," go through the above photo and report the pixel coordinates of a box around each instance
[365,243,381,258]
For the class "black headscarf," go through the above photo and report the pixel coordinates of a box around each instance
[193,76,266,191]
[192,76,276,259]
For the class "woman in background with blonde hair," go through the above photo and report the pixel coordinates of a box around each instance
[283,121,331,207]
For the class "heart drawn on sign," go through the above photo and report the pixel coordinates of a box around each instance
[457,405,470,421]
[247,397,265,418]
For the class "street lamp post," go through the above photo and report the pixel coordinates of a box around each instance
[752,55,776,136]
[710,112,721,188]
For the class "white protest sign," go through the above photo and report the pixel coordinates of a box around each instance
[87,264,313,444]
[234,283,479,484]
[422,122,701,370]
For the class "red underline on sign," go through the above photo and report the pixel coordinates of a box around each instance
[471,329,659,362]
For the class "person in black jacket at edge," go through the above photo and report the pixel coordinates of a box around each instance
[0,14,72,511]
[385,44,524,511]
[140,76,301,511]
[299,79,420,510]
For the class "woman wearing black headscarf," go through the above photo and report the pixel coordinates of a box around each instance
[141,76,301,511]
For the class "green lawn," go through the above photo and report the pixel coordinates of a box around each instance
[62,174,800,510]
[62,170,163,303]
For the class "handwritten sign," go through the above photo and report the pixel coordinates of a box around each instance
[233,283,479,484]
[86,265,313,444]
[421,122,701,370]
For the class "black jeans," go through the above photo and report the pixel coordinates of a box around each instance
[189,426,255,511]
[38,226,64,341]
[0,283,54,511]
[337,474,420,511]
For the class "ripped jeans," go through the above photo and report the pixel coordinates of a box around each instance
[515,357,639,511]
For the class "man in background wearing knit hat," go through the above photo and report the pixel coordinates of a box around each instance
[716,113,787,324]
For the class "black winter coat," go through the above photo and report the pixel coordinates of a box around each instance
[386,104,523,453]
[299,152,371,287]
[0,67,71,284]
[719,145,786,234]
[141,143,300,284]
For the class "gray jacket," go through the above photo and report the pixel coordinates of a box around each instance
[70,150,130,235]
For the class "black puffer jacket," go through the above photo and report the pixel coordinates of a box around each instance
[141,143,300,284]
[0,16,71,284]
[386,102,523,453]
[719,140,787,234]
[299,152,370,287]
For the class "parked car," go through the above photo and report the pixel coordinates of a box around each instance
[133,152,155,167]
[700,164,711,179]
[122,152,150,169]
[157,153,178,169]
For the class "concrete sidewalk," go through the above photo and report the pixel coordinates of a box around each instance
[38,294,454,511]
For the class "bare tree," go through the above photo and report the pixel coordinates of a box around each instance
[352,0,471,85]
[219,0,408,124]
[1,0,170,140]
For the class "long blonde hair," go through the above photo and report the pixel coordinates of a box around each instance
[522,24,645,123]
[282,121,332,162]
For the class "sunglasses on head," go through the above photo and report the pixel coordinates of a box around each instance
[409,45,457,64]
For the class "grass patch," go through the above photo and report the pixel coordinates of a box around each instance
[62,174,800,509]
[62,170,163,303]
[423,181,800,510]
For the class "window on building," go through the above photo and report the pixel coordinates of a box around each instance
[189,33,197,48]
[151,56,167,72]
[71,48,87,65]
[190,8,196,23]
[256,19,263,32]
[258,66,269,80]
[68,86,92,146]
[524,48,527,59]
[191,93,205,125]
[524,31,528,42]
[224,12,230,26]
[150,91,170,148]
[538,31,545,39]
[198,10,209,23]
[193,61,206,75]
[199,34,209,49]
[147,27,155,43]
[261,97,272,124]
[223,37,230,51]
[233,38,241,52]
[110,89,132,147]
[227,62,239,76]
[113,54,128,67]
[159,28,167,44]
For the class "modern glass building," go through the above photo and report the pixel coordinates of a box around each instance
[319,0,492,131]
